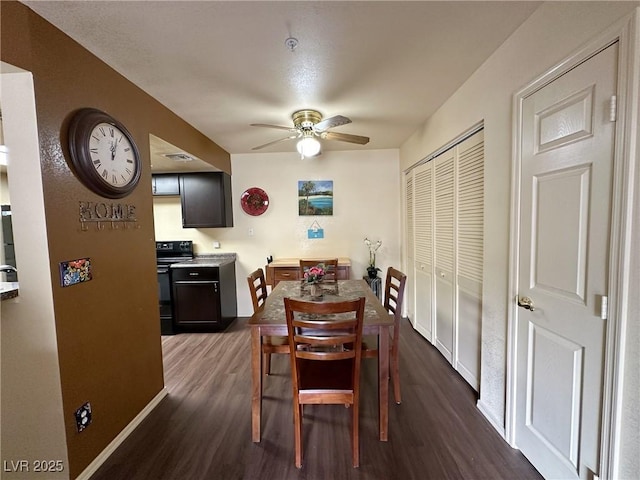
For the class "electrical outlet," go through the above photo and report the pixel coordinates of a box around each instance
[248,228,254,237]
[74,402,92,432]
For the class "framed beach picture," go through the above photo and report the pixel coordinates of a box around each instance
[298,180,333,216]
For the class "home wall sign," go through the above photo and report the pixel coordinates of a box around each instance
[78,201,139,231]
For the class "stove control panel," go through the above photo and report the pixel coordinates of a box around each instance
[156,240,194,256]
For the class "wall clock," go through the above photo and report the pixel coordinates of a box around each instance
[240,187,269,216]
[67,108,142,199]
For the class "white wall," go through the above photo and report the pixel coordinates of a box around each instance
[0,173,9,204]
[399,0,638,459]
[153,148,401,317]
[0,64,69,479]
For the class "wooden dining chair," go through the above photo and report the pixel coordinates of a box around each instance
[361,266,407,404]
[247,268,289,375]
[299,258,339,281]
[284,296,366,469]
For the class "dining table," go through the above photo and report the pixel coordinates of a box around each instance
[248,278,394,443]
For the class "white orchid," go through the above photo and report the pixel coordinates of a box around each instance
[364,237,382,268]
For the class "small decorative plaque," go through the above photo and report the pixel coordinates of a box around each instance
[59,257,92,287]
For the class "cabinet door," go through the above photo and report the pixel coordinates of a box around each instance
[152,174,180,196]
[180,172,233,228]
[173,281,221,326]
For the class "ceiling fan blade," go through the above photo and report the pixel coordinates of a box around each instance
[322,131,370,145]
[251,135,298,151]
[314,115,352,132]
[250,123,298,133]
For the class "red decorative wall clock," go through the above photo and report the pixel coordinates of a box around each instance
[240,187,269,216]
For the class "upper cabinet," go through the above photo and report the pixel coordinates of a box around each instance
[180,172,233,228]
[152,174,180,196]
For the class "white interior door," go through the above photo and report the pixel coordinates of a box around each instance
[515,43,618,479]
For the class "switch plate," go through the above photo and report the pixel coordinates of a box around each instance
[74,402,92,432]
[212,241,221,249]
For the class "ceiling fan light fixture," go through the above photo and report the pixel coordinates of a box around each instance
[296,136,321,158]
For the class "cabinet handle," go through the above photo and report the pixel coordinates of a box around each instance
[189,272,199,276]
[281,273,291,277]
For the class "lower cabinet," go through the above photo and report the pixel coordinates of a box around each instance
[171,263,236,332]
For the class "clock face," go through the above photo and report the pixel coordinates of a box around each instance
[89,122,137,187]
[67,108,142,199]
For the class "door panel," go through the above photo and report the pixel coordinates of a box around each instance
[527,323,583,471]
[516,43,617,480]
[434,152,455,361]
[413,161,434,338]
[414,262,433,341]
[532,165,590,301]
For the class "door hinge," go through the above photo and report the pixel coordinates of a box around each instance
[601,295,608,320]
[609,95,617,122]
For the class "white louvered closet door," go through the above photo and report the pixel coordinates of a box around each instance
[405,128,484,391]
[404,173,416,325]
[455,131,484,389]
[413,162,434,340]
[434,150,456,362]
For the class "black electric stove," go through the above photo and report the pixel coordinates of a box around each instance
[156,240,194,334]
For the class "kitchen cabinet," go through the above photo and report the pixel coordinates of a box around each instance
[180,172,233,228]
[265,257,351,287]
[152,174,180,196]
[171,261,236,332]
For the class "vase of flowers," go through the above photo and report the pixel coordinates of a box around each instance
[303,263,326,298]
[364,237,382,278]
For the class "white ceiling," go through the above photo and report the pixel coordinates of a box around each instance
[23,1,540,158]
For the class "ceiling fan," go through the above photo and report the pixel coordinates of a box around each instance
[250,109,369,157]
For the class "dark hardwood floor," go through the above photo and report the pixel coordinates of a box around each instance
[90,318,542,480]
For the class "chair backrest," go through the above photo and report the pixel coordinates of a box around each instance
[384,267,407,328]
[299,258,339,281]
[247,268,268,313]
[284,296,366,391]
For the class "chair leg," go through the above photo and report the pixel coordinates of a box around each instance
[263,352,272,375]
[391,349,401,404]
[352,401,360,468]
[294,401,303,468]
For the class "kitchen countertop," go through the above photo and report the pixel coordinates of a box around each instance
[1,282,19,301]
[170,253,237,268]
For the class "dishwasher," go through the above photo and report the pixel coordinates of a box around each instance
[171,262,236,332]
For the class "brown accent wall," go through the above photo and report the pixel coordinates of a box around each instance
[1,2,230,477]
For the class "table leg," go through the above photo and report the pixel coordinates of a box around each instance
[251,327,262,442]
[378,325,389,441]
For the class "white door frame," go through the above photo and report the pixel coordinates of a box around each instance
[506,10,639,480]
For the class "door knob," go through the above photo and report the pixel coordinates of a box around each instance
[517,296,535,311]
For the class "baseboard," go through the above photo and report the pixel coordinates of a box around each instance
[76,388,168,480]
[476,399,507,440]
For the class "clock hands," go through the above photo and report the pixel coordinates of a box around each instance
[110,137,120,161]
